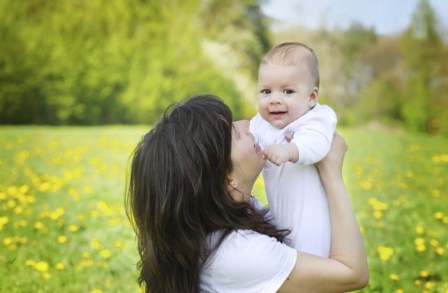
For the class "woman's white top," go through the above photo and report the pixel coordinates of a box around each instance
[200,197,297,293]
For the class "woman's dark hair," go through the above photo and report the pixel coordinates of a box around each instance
[126,94,288,293]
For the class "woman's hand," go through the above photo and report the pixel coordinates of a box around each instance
[316,132,347,182]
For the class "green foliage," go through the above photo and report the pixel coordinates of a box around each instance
[1,0,448,136]
[399,0,446,134]
[0,0,267,124]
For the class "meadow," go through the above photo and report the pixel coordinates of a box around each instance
[0,126,447,292]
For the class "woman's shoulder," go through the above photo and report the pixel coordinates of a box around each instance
[202,229,297,292]
[206,229,296,269]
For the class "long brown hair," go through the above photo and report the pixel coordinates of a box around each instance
[126,95,288,292]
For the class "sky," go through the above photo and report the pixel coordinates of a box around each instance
[261,0,448,35]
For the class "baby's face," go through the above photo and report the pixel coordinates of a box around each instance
[257,63,316,129]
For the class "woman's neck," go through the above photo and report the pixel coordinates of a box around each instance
[229,184,253,202]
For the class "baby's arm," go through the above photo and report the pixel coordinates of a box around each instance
[264,106,336,166]
[292,106,337,165]
[264,143,299,166]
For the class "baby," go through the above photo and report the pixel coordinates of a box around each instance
[250,42,337,257]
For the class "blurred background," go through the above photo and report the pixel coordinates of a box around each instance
[1,1,447,292]
[1,0,447,136]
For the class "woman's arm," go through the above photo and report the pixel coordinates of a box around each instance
[279,132,369,293]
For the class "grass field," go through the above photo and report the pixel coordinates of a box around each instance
[0,126,447,292]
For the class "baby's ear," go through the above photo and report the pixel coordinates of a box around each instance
[308,87,319,108]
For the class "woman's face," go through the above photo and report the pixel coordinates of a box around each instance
[230,120,265,189]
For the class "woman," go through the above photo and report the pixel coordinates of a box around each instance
[126,94,368,292]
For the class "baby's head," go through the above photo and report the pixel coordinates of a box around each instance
[258,42,320,129]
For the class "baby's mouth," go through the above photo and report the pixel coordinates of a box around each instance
[270,111,287,115]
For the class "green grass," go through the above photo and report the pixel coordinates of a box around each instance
[0,126,447,292]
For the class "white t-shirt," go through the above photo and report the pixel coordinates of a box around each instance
[200,197,297,293]
[200,230,297,293]
[250,103,337,257]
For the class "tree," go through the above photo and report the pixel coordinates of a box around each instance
[0,0,270,124]
[400,0,446,133]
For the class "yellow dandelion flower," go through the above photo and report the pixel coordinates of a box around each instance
[420,270,429,278]
[415,279,422,286]
[35,261,49,272]
[57,235,67,244]
[415,226,424,234]
[98,201,108,211]
[7,186,17,195]
[377,246,394,261]
[34,221,44,230]
[26,195,35,203]
[430,239,439,247]
[416,244,426,252]
[91,239,101,249]
[69,188,81,201]
[425,281,434,289]
[16,219,27,227]
[108,217,121,226]
[14,206,24,214]
[68,224,79,232]
[430,189,440,197]
[42,272,51,280]
[3,237,14,246]
[90,289,103,293]
[436,247,444,255]
[19,185,29,194]
[374,211,383,219]
[395,289,403,293]
[435,211,444,220]
[415,238,425,245]
[50,208,64,220]
[361,181,372,190]
[390,273,400,281]
[16,236,27,244]
[56,263,65,270]
[7,244,17,251]
[0,192,7,200]
[78,259,94,268]
[100,249,111,259]
[406,170,414,177]
[83,186,93,194]
[0,216,9,225]
[25,260,36,267]
[7,199,16,208]
[115,241,124,248]
[39,182,51,192]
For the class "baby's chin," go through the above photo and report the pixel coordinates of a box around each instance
[269,119,293,130]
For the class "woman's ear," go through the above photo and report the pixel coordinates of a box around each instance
[227,177,238,189]
[308,87,319,108]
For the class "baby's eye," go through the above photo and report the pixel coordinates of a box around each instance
[260,89,271,95]
[284,89,294,95]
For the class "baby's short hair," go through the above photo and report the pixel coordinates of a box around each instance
[262,42,320,88]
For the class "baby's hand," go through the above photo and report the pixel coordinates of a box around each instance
[264,144,294,166]
[285,132,294,142]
